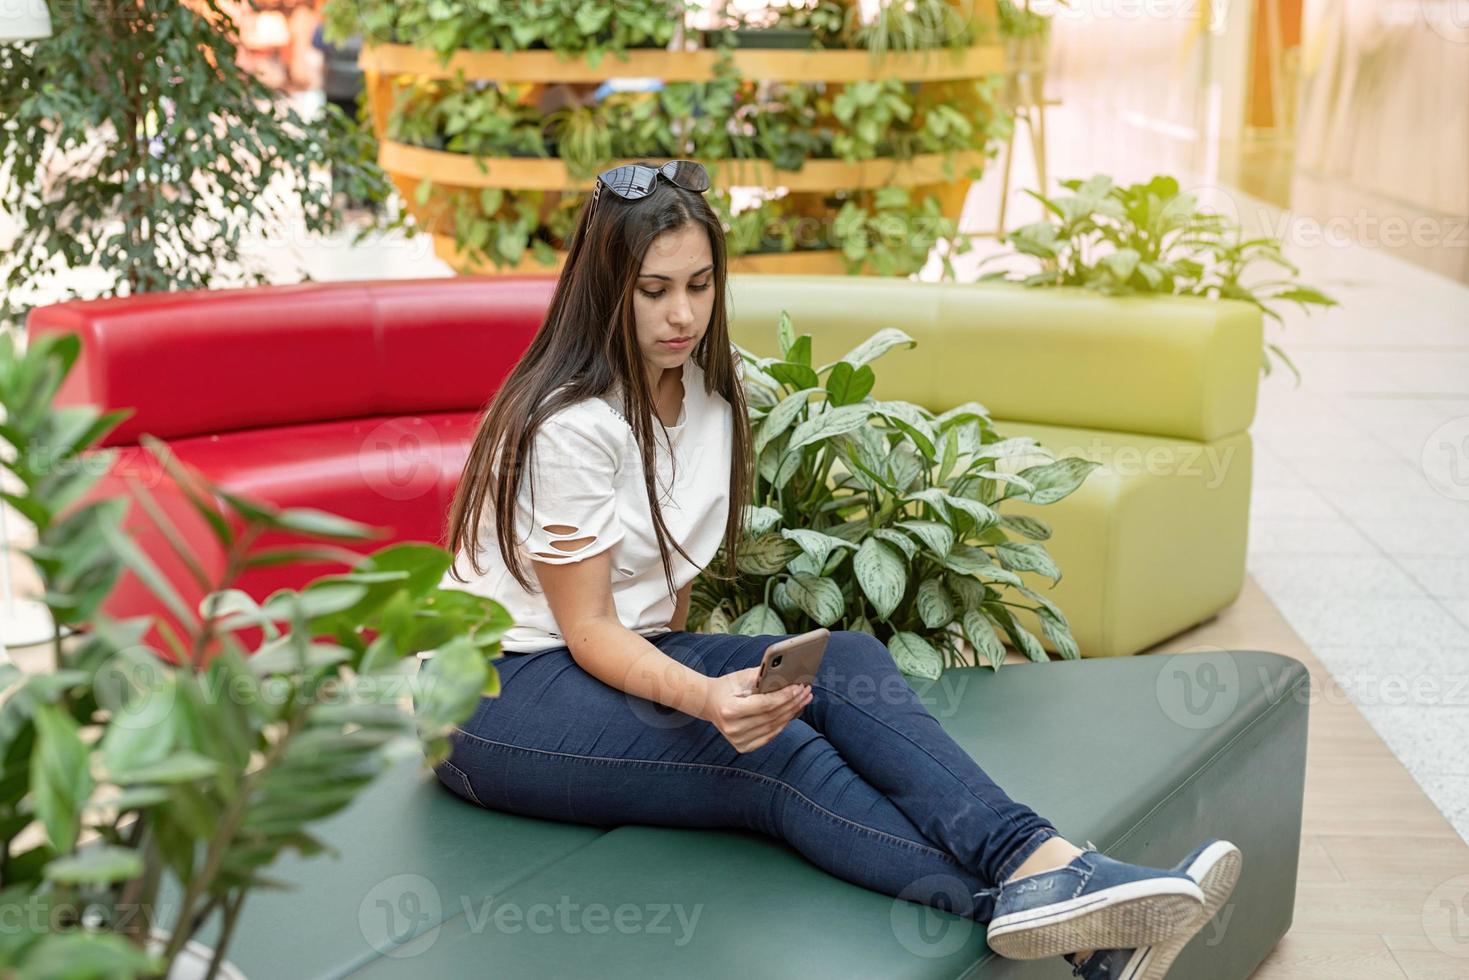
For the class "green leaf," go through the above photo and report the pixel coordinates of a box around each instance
[261,583,369,623]
[736,532,802,576]
[887,631,942,679]
[786,405,872,453]
[111,751,219,785]
[854,537,905,620]
[897,520,954,557]
[731,603,785,636]
[998,514,1052,540]
[872,528,918,561]
[754,388,820,455]
[43,845,143,885]
[769,362,820,390]
[962,610,1007,670]
[824,361,875,407]
[415,636,491,747]
[776,311,797,357]
[942,493,999,531]
[744,505,783,536]
[30,704,94,853]
[18,931,163,978]
[1037,610,1081,659]
[831,327,917,369]
[779,528,857,567]
[983,604,1048,663]
[1014,457,1099,505]
[996,540,1062,583]
[786,573,844,626]
[785,334,812,368]
[1273,286,1337,307]
[916,578,955,629]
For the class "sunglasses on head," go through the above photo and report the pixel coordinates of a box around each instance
[590,160,711,208]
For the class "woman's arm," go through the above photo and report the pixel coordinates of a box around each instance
[532,550,714,719]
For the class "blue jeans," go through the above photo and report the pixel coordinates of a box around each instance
[430,629,1060,924]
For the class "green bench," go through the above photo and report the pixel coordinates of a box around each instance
[176,650,1307,978]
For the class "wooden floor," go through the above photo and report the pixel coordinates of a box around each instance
[1141,578,1469,979]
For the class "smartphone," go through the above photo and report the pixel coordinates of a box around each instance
[755,628,829,695]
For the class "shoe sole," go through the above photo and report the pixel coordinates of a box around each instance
[985,875,1205,961]
[1118,841,1244,980]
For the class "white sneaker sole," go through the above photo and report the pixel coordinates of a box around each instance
[986,874,1205,961]
[1116,840,1244,980]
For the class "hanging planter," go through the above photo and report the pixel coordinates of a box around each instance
[702,27,816,50]
[344,0,1018,275]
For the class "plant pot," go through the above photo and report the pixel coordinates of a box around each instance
[147,930,248,980]
[702,27,815,50]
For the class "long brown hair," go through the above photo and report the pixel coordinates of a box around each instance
[444,167,752,603]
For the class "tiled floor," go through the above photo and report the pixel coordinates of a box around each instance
[1241,245,1469,846]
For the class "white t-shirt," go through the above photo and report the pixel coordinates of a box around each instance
[432,351,738,655]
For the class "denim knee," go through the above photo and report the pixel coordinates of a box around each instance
[818,631,908,703]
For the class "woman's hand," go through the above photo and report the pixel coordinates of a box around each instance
[702,667,813,753]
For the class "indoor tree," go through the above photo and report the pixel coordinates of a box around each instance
[0,0,399,331]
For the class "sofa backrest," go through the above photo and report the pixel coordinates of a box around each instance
[29,276,557,447]
[725,276,1262,443]
[30,273,1262,450]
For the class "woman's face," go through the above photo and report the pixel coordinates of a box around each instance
[633,223,715,382]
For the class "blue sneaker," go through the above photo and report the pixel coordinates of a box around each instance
[981,840,1205,961]
[1062,839,1243,979]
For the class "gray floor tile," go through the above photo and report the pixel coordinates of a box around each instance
[1246,554,1426,599]
[1269,595,1469,650]
[1247,517,1381,555]
[1398,557,1469,598]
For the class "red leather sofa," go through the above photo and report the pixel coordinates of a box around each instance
[28,276,558,653]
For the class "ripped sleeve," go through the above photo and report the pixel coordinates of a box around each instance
[517,418,625,565]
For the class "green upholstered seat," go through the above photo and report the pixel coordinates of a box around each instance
[725,276,1263,658]
[202,648,1308,979]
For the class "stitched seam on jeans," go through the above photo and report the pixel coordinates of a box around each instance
[450,726,959,863]
[994,826,1061,885]
[816,684,1011,824]
[437,758,485,808]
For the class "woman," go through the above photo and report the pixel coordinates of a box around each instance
[430,160,1241,978]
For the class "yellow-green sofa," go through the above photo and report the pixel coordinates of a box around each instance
[727,275,1262,659]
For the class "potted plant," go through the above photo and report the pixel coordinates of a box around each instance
[702,4,817,50]
[978,175,1338,379]
[853,0,979,61]
[0,333,509,977]
[546,103,614,181]
[833,187,973,278]
[692,315,1098,676]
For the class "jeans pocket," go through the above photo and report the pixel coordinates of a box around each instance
[434,757,486,808]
